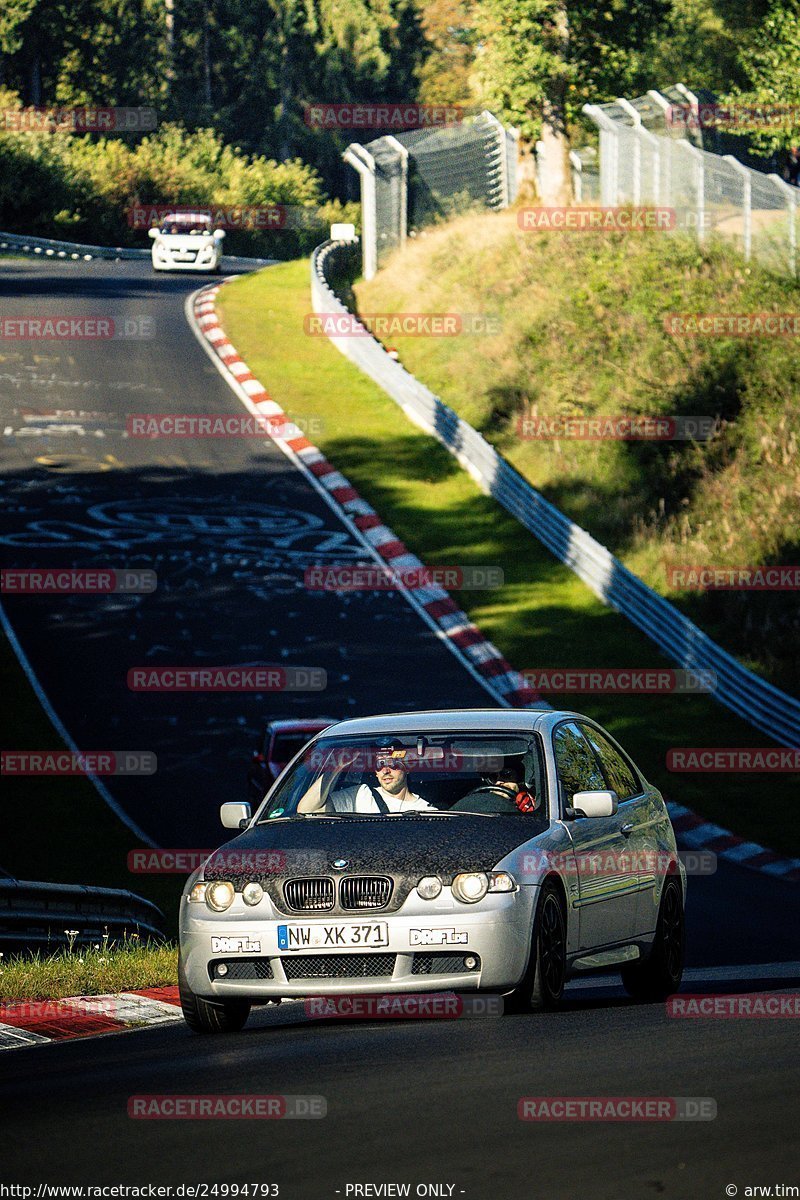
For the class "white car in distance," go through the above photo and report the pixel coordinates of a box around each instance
[149,212,224,272]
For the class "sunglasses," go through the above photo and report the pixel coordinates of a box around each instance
[375,758,405,771]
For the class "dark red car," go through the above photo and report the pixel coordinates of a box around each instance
[247,717,338,803]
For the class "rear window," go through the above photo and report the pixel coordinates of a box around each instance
[271,734,313,763]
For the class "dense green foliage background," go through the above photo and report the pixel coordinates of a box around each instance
[0,0,797,213]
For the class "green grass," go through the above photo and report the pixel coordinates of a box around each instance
[217,259,799,855]
[2,628,186,931]
[357,211,800,697]
[0,940,177,1001]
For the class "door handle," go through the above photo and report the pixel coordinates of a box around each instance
[620,822,634,836]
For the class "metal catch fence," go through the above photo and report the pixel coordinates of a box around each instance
[583,87,798,278]
[344,112,518,278]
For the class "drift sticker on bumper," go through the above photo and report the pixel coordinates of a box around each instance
[410,928,469,946]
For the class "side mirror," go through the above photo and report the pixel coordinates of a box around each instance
[148,227,159,239]
[569,790,618,818]
[220,801,251,830]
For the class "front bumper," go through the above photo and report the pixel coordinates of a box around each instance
[151,246,220,271]
[180,888,537,999]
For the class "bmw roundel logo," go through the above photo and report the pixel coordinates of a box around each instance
[332,859,348,870]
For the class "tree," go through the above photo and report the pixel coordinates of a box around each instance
[727,0,800,153]
[474,0,671,202]
[415,0,477,105]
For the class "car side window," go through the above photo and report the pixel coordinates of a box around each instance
[582,726,641,801]
[553,722,606,805]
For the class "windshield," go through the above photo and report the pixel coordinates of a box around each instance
[160,215,212,234]
[256,733,546,821]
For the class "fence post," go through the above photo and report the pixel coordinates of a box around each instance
[383,135,408,248]
[768,173,797,278]
[480,110,509,207]
[569,150,583,202]
[724,155,752,262]
[582,104,619,206]
[637,126,660,204]
[616,97,641,204]
[342,143,377,279]
[646,89,672,134]
[676,83,703,148]
[505,126,520,204]
[677,140,705,243]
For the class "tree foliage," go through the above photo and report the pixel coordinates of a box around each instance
[727,0,800,152]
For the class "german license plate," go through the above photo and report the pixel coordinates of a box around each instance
[277,922,388,950]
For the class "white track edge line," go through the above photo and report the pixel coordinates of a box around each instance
[0,598,157,846]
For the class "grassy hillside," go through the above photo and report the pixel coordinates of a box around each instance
[219,260,799,853]
[356,211,800,695]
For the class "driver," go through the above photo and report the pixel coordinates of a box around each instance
[481,760,539,812]
[330,741,434,814]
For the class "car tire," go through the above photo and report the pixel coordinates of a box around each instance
[507,880,567,1013]
[621,875,685,1001]
[178,955,251,1034]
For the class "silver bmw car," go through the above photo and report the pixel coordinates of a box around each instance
[178,709,686,1032]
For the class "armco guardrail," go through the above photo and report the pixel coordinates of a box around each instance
[311,238,800,748]
[0,877,165,954]
[0,229,274,267]
[0,229,150,260]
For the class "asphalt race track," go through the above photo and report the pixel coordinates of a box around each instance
[0,258,494,846]
[1,257,798,1199]
[1,931,799,1198]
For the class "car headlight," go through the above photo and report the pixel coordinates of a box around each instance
[452,872,489,903]
[417,875,442,900]
[188,882,208,904]
[487,871,517,893]
[242,881,264,906]
[205,880,235,911]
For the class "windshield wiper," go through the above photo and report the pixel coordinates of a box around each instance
[390,809,494,818]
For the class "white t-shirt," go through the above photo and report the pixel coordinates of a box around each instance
[330,783,433,814]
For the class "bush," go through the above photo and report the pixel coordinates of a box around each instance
[0,90,356,257]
